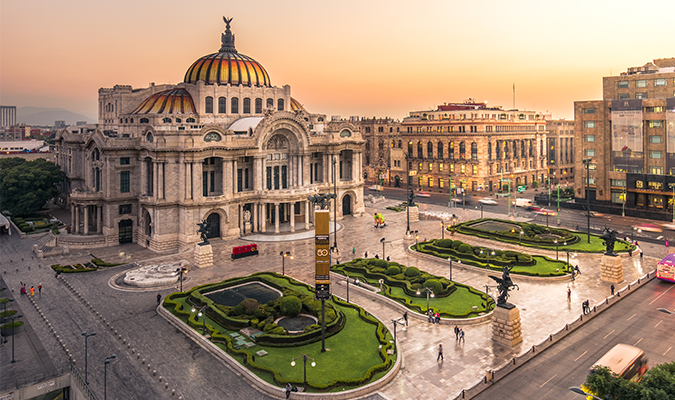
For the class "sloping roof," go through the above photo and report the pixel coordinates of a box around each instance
[228,117,264,133]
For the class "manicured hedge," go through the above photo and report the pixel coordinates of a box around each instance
[91,258,124,267]
[51,263,98,273]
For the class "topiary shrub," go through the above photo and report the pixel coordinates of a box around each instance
[233,298,259,316]
[435,239,454,248]
[458,243,472,254]
[370,259,389,269]
[303,324,321,333]
[393,273,406,281]
[269,326,286,335]
[405,267,421,277]
[423,279,443,295]
[280,296,302,317]
[451,240,463,250]
[386,266,401,276]
[263,322,279,333]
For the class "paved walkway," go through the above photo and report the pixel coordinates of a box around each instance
[0,200,667,399]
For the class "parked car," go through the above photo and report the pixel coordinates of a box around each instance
[478,197,498,205]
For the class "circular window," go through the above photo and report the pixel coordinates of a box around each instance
[339,129,352,138]
[204,132,222,142]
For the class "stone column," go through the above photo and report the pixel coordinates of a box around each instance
[252,202,258,233]
[232,159,238,194]
[305,201,310,229]
[239,204,244,234]
[74,205,80,234]
[274,203,280,233]
[261,203,267,233]
[83,205,89,235]
[290,201,296,232]
[177,158,185,201]
[153,162,159,199]
[71,204,76,230]
[98,206,103,234]
[140,159,147,196]
[195,162,203,199]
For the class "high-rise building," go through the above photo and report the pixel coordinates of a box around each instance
[575,58,675,219]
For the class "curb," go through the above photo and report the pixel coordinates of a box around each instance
[158,303,402,399]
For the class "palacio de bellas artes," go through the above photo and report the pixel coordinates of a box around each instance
[53,18,366,252]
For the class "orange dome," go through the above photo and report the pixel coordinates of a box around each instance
[132,88,196,114]
[184,17,271,87]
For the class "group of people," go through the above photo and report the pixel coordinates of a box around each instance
[582,299,591,315]
[454,325,465,343]
[427,310,441,324]
[20,282,41,296]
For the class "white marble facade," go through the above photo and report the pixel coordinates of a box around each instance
[53,19,365,252]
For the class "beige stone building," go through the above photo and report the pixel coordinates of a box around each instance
[53,19,365,252]
[545,119,575,187]
[575,58,675,218]
[357,118,402,184]
[398,101,548,195]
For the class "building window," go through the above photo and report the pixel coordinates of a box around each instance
[437,142,444,159]
[243,98,251,114]
[472,165,478,174]
[584,108,596,114]
[255,98,263,113]
[584,149,596,157]
[610,179,626,187]
[584,121,596,128]
[460,165,466,174]
[439,178,444,188]
[418,162,422,171]
[231,97,239,113]
[647,106,665,113]
[584,135,595,142]
[648,181,664,190]
[428,177,433,188]
[277,98,284,111]
[119,204,132,215]
[417,142,423,158]
[218,97,226,113]
[439,163,444,172]
[636,80,648,88]
[120,157,130,165]
[650,150,663,159]
[618,81,629,88]
[618,93,630,99]
[205,97,213,113]
[650,135,662,143]
[428,163,433,172]
[427,142,433,158]
[649,120,663,128]
[471,142,478,161]
[650,166,663,175]
[120,171,130,193]
[655,78,667,86]
[636,92,648,99]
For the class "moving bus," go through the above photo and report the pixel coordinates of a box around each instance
[656,253,675,283]
[591,344,648,382]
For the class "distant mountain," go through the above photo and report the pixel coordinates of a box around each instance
[17,107,96,126]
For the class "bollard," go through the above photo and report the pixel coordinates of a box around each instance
[628,284,630,290]
[532,345,536,353]
[638,278,640,284]
[172,389,175,396]
[148,365,151,370]
[593,306,596,312]
[549,335,553,342]
[132,348,136,354]
[159,376,162,382]
[512,357,516,365]
[165,382,168,389]
[565,323,569,331]
[153,370,157,376]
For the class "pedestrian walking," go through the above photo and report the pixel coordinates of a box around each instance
[352,246,356,255]
[364,251,368,258]
[459,329,465,343]
[640,248,644,259]
[454,325,460,340]
[157,293,162,305]
[575,266,581,275]
[30,286,35,296]
[610,284,615,296]
[586,300,590,313]
[285,383,292,399]
[38,284,42,295]
[437,344,444,361]
[666,238,670,248]
[427,310,433,323]
[403,311,408,326]
[567,288,571,301]
[386,256,390,262]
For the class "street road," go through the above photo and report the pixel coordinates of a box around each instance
[473,279,675,400]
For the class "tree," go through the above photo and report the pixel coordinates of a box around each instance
[584,362,675,400]
[0,157,26,174]
[0,159,65,217]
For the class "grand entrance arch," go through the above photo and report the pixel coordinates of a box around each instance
[206,213,221,239]
[342,194,352,216]
[119,219,133,244]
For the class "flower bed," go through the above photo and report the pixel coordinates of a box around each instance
[163,272,395,391]
[332,258,493,317]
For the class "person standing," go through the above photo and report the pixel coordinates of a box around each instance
[157,293,162,305]
[364,251,368,258]
[403,311,408,326]
[352,246,356,255]
[567,288,571,301]
[610,284,615,296]
[667,238,670,248]
[38,284,42,295]
[427,310,433,323]
[285,383,292,399]
[437,344,444,361]
[30,286,35,296]
[454,325,460,341]
[459,329,465,344]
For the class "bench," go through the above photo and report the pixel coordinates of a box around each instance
[255,350,268,357]
[244,341,256,348]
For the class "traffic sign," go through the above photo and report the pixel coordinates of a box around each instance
[517,185,526,193]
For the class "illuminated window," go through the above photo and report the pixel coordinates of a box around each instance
[636,80,648,88]
[428,177,433,187]
[439,178,444,188]
[584,149,596,157]
[418,163,422,170]
[650,166,663,175]
[449,164,454,173]
[472,165,478,174]
[650,135,662,143]
[460,165,466,174]
[649,120,663,128]
[584,121,596,128]
[655,78,667,86]
[428,163,434,172]
[650,150,663,159]
[439,163,444,172]
[585,135,595,142]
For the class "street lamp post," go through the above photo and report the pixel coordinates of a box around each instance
[413,230,419,250]
[670,183,675,222]
[82,332,96,384]
[8,314,22,363]
[345,275,359,303]
[582,158,592,243]
[280,251,293,276]
[555,239,559,260]
[406,150,412,233]
[441,220,445,239]
[175,267,188,292]
[448,257,453,281]
[556,183,561,225]
[191,305,208,335]
[103,354,116,400]
[416,287,435,312]
[390,317,405,351]
[291,353,316,385]
[332,156,339,252]
[481,249,496,269]
[547,175,551,207]
[380,237,386,260]
[1,298,14,342]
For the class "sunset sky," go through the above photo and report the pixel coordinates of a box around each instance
[1,0,673,122]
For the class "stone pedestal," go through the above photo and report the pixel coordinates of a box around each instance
[492,304,522,346]
[600,254,623,283]
[408,206,419,223]
[194,243,214,269]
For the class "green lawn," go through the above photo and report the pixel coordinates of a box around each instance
[164,274,394,391]
[387,284,484,314]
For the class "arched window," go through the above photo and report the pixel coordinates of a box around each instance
[521,140,526,158]
[277,98,284,111]
[417,142,423,158]
[140,117,149,124]
[391,140,395,148]
[427,142,434,158]
[205,97,213,114]
[218,97,226,113]
[243,98,251,114]
[266,98,274,108]
[488,142,492,160]
[504,141,510,159]
[186,117,195,123]
[496,141,501,160]
[471,142,478,161]
[379,140,384,150]
[231,97,239,113]
[437,142,444,159]
[449,142,455,160]
[398,140,402,148]
[408,142,413,156]
[162,117,171,123]
[175,118,182,123]
[255,98,263,114]
[459,142,466,159]
[512,140,518,159]
[92,148,100,161]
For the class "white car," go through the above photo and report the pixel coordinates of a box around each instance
[478,197,498,205]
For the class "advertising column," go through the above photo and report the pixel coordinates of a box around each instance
[314,209,330,299]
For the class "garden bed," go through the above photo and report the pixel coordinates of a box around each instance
[163,272,395,392]
[414,239,571,277]
[11,214,64,234]
[453,218,634,253]
[51,258,124,273]
[332,258,493,317]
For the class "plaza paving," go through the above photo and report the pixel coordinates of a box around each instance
[0,200,666,399]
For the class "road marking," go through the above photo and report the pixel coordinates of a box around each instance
[627,313,637,321]
[634,338,643,346]
[574,351,587,362]
[664,347,672,356]
[603,330,615,339]
[540,374,557,388]
[649,285,675,305]
[655,320,663,328]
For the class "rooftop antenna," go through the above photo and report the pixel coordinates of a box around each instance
[512,82,516,110]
